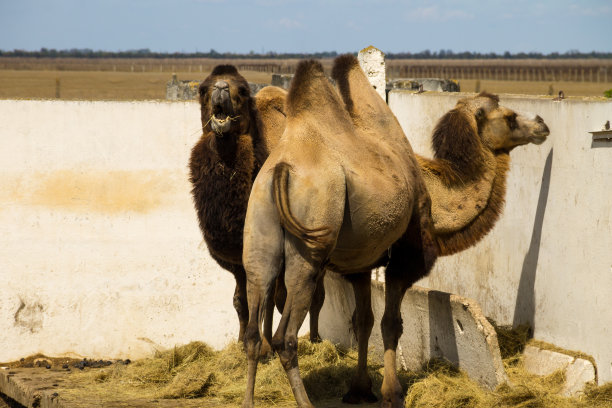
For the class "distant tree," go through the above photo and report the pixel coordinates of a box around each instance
[0,47,610,60]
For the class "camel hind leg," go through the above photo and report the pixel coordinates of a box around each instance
[242,248,282,408]
[272,239,330,408]
[274,267,325,343]
[308,273,325,342]
[242,195,285,408]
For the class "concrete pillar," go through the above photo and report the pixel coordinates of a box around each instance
[358,45,386,101]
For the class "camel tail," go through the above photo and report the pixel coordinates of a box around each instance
[273,162,332,251]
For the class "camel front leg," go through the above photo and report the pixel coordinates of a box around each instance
[274,253,326,408]
[380,268,412,408]
[232,268,249,343]
[342,271,377,404]
[242,256,282,408]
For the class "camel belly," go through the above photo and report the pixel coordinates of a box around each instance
[329,191,412,271]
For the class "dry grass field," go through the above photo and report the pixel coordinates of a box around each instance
[0,57,611,100]
[0,69,273,100]
[453,79,612,97]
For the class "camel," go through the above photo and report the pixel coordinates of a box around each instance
[188,65,324,350]
[241,55,549,408]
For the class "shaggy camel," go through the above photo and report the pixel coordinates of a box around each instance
[241,55,549,408]
[188,65,324,349]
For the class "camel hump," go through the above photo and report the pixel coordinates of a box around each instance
[331,54,359,82]
[272,162,332,251]
[286,59,339,119]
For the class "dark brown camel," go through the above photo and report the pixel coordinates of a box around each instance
[188,65,324,350]
[241,56,549,408]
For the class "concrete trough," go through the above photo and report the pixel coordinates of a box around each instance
[319,272,508,390]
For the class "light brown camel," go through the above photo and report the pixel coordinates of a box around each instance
[188,65,324,351]
[241,56,549,408]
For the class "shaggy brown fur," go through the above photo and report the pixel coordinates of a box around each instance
[432,154,510,255]
[430,92,500,182]
[190,67,266,266]
[189,66,281,348]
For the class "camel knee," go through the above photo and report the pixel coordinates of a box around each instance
[381,313,403,349]
[352,307,374,338]
[244,324,261,360]
[278,335,298,370]
[233,292,248,318]
[271,331,284,353]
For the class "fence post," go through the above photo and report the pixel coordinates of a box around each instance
[358,45,386,101]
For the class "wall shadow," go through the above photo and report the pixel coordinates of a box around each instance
[512,149,554,330]
[428,290,459,364]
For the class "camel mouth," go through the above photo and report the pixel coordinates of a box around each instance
[208,105,240,135]
[212,104,230,120]
[529,132,548,145]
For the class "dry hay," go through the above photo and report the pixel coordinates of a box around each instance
[61,331,612,408]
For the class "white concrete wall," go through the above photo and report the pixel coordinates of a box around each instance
[0,100,245,361]
[1,96,610,385]
[389,91,612,384]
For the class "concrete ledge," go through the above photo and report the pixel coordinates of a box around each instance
[523,345,596,396]
[0,368,61,408]
[319,272,508,390]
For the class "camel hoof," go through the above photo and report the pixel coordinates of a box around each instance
[380,395,405,408]
[342,389,378,404]
[309,333,322,343]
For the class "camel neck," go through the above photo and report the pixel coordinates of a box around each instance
[418,152,511,256]
[212,133,240,166]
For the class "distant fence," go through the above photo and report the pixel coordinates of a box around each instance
[2,57,611,82]
[386,60,612,82]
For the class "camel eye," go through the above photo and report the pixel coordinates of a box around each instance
[506,113,518,130]
[199,87,207,97]
[475,108,485,122]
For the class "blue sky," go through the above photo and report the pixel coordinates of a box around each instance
[1,0,611,54]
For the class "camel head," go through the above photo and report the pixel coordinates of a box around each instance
[431,91,550,177]
[198,65,253,137]
[446,92,550,152]
[473,94,550,152]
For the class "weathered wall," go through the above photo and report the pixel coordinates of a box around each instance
[0,100,302,362]
[1,96,610,385]
[389,91,612,384]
